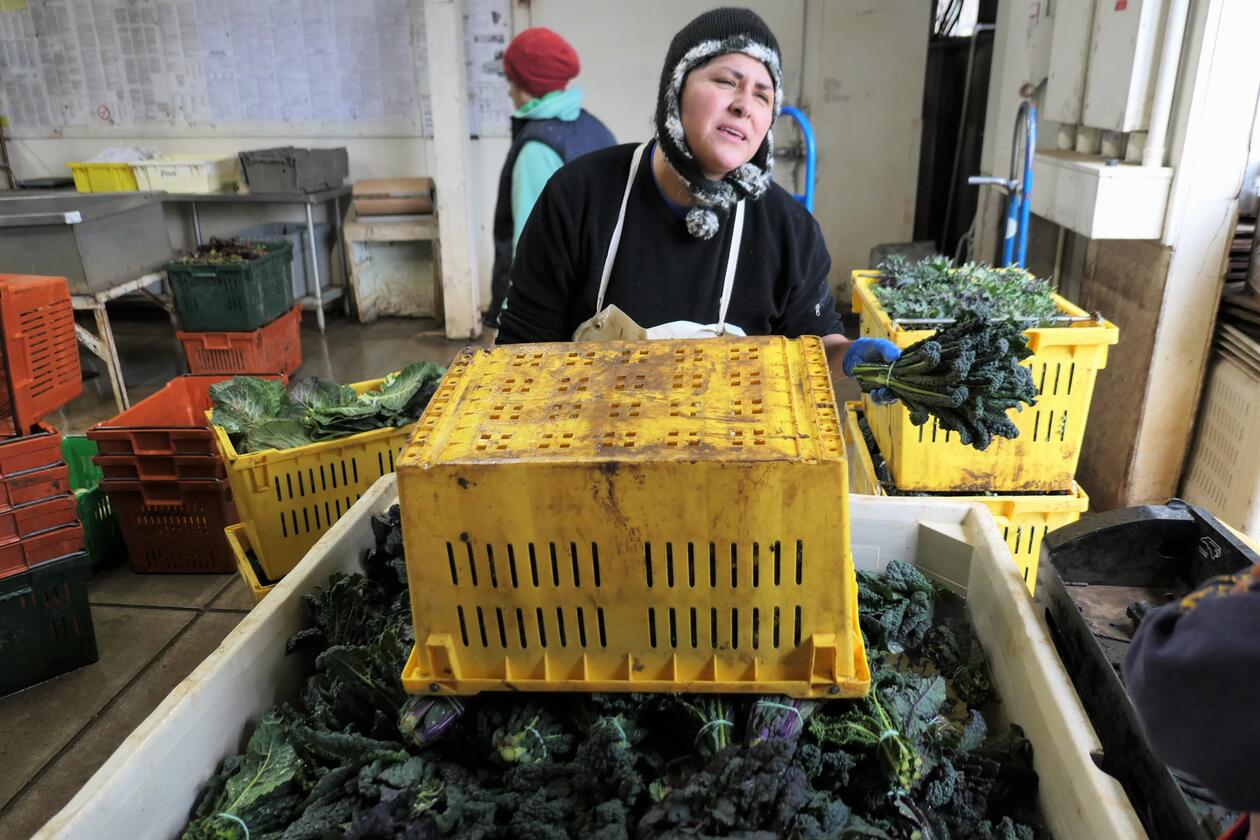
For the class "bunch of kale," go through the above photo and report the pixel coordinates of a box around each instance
[181,510,1045,840]
[874,256,1059,324]
[176,238,270,264]
[209,362,444,454]
[850,311,1040,451]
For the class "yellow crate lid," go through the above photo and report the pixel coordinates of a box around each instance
[403,338,844,467]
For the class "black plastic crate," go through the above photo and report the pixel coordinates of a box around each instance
[239,147,348,193]
[0,551,97,696]
[1041,500,1256,840]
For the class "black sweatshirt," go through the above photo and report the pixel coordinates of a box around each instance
[1123,563,1260,812]
[496,142,842,344]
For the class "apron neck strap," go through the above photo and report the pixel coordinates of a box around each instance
[716,199,745,334]
[596,142,649,312]
[596,141,746,332]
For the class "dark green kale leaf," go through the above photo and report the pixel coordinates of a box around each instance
[856,560,936,653]
[301,626,409,740]
[182,712,308,840]
[287,572,392,656]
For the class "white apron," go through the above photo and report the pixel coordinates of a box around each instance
[572,142,747,342]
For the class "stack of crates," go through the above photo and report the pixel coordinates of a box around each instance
[167,240,302,377]
[0,425,84,581]
[846,270,1120,592]
[85,375,283,573]
[0,275,97,695]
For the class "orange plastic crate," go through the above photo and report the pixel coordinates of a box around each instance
[0,422,63,476]
[0,463,70,509]
[0,275,82,436]
[0,494,79,544]
[102,478,238,573]
[177,305,302,376]
[0,523,86,580]
[88,373,287,458]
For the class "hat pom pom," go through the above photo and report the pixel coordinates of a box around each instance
[685,207,721,240]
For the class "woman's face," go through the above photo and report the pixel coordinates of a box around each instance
[679,53,774,180]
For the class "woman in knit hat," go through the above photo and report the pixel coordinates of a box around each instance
[496,7,898,389]
[487,27,616,324]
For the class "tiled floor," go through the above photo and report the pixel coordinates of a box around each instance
[0,305,485,838]
[0,305,860,838]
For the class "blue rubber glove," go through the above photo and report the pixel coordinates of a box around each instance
[843,337,901,406]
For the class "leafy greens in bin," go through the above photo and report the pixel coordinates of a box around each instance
[181,508,1047,840]
[874,256,1059,324]
[209,363,445,454]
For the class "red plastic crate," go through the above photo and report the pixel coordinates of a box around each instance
[0,422,63,476]
[102,478,238,573]
[0,494,79,543]
[0,275,82,436]
[0,523,86,579]
[0,463,70,508]
[177,304,302,376]
[94,454,226,482]
[87,373,287,458]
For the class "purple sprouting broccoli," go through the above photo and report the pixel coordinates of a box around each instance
[398,695,464,748]
[746,697,818,748]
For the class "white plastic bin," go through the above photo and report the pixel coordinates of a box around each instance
[35,476,1146,840]
[130,155,239,193]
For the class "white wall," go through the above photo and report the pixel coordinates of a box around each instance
[800,0,928,297]
[5,0,927,309]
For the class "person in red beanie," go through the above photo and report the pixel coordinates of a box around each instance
[487,27,615,325]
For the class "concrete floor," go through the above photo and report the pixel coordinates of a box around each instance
[0,305,858,838]
[0,305,485,839]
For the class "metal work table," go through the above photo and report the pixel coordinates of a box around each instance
[71,271,177,413]
[163,185,352,332]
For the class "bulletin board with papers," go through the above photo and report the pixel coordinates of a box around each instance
[0,0,511,137]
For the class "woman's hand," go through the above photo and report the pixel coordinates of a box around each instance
[842,337,901,405]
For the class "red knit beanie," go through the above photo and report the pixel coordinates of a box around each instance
[503,28,580,97]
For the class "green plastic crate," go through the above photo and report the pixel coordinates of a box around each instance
[0,551,98,696]
[62,435,103,491]
[76,487,123,566]
[167,240,295,332]
[63,437,123,566]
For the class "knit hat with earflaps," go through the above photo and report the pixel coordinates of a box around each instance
[655,7,783,240]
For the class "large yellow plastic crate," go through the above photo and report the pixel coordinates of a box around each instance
[396,338,868,698]
[67,161,139,192]
[843,401,1087,592]
[851,270,1118,492]
[226,522,272,604]
[209,376,415,581]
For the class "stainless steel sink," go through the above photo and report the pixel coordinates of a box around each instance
[0,191,173,294]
